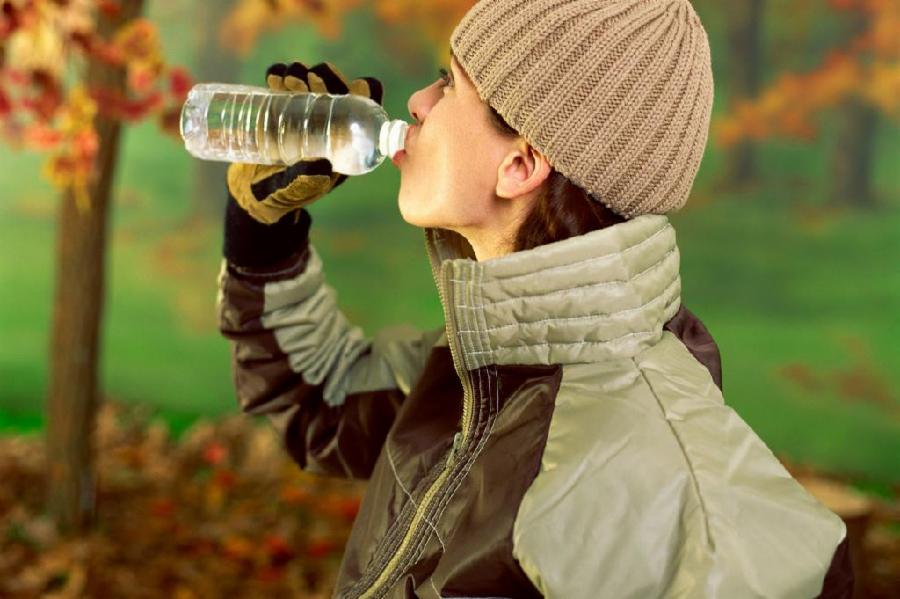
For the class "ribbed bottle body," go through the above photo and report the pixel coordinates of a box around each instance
[180,83,407,175]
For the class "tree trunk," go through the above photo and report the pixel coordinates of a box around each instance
[45,0,145,535]
[191,0,241,218]
[722,0,765,189]
[828,98,878,208]
[828,7,878,209]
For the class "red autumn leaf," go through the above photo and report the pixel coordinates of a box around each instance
[314,494,361,522]
[18,70,64,121]
[44,153,94,189]
[47,154,77,177]
[22,123,64,149]
[168,67,192,100]
[97,0,123,19]
[305,538,338,559]
[127,63,159,94]
[212,468,236,490]
[334,496,361,522]
[157,104,181,137]
[0,2,23,39]
[202,440,228,466]
[3,67,30,86]
[256,565,287,584]
[279,484,311,506]
[72,31,126,66]
[90,87,163,121]
[69,30,92,52]
[0,88,11,117]
[113,18,159,63]
[221,535,255,562]
[124,91,163,120]
[72,129,99,160]
[150,497,177,518]
[263,534,295,566]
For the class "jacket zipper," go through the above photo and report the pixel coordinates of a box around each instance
[356,260,476,599]
[425,238,477,444]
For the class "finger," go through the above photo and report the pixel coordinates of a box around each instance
[250,158,334,199]
[265,63,288,91]
[306,71,327,95]
[280,174,333,204]
[247,164,285,187]
[289,157,333,176]
[348,77,383,105]
[308,62,350,95]
[331,173,349,190]
[284,62,311,93]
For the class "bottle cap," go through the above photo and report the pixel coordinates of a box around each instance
[380,119,408,159]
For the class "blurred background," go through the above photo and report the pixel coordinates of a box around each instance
[0,0,897,596]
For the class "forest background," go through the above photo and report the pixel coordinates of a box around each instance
[0,0,897,596]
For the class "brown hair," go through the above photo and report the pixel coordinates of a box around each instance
[486,105,626,252]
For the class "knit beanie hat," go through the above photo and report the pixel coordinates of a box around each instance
[450,0,714,217]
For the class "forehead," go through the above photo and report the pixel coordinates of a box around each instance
[449,50,466,78]
[448,49,489,109]
[449,53,473,91]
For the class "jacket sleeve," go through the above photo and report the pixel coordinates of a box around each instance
[217,198,444,479]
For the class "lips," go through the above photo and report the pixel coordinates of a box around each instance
[391,125,413,167]
[404,124,416,153]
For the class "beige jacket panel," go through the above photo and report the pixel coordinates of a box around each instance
[246,245,444,406]
[513,332,847,598]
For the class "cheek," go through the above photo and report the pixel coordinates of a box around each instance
[396,154,463,228]
[397,110,499,225]
[434,120,496,189]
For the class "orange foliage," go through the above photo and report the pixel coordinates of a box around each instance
[370,0,474,63]
[219,0,475,63]
[42,85,99,210]
[715,0,900,147]
[219,0,365,57]
[0,402,366,596]
[0,0,191,209]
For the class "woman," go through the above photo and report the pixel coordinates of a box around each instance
[217,0,852,597]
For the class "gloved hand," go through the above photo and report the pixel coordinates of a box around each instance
[226,61,384,225]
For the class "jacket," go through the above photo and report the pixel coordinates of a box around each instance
[217,201,853,598]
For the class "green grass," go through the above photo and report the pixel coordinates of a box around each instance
[669,188,900,484]
[2,157,898,483]
[1,5,898,488]
[0,126,446,440]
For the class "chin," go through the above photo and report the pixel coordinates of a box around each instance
[397,180,457,230]
[399,209,433,230]
[397,187,431,229]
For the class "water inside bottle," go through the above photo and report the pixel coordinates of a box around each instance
[181,84,389,174]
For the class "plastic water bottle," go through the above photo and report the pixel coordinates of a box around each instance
[179,83,408,175]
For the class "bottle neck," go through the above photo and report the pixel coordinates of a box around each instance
[379,119,408,158]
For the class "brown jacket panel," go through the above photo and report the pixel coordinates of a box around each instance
[334,358,561,598]
[219,250,405,479]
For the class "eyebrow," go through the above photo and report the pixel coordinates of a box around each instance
[447,48,457,82]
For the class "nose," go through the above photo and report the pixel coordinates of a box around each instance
[407,80,443,124]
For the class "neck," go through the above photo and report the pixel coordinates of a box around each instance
[449,188,542,261]
[451,208,529,262]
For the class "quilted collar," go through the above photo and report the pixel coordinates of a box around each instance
[424,214,682,369]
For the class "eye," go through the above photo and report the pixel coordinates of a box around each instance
[438,67,452,89]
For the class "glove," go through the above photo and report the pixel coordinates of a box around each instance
[226,61,384,225]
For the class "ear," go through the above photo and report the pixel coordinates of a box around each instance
[496,141,551,200]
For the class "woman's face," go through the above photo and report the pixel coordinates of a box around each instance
[397,54,549,259]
